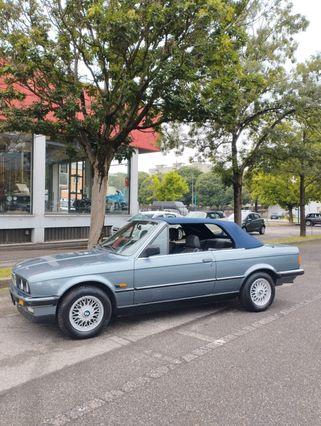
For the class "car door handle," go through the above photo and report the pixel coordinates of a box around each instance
[202,258,213,263]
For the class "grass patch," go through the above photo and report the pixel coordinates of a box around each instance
[267,234,321,245]
[0,267,11,279]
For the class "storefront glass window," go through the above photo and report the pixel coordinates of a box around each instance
[0,133,32,214]
[45,139,130,214]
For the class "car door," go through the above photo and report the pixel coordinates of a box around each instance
[133,226,216,304]
[252,213,262,232]
[245,214,255,232]
[212,248,250,294]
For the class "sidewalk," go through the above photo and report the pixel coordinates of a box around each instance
[0,240,87,268]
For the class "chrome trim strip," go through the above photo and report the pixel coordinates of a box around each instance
[278,269,304,276]
[115,288,134,293]
[118,291,239,309]
[135,277,215,291]
[216,275,244,281]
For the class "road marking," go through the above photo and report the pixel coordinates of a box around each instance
[42,292,321,425]
[177,330,215,342]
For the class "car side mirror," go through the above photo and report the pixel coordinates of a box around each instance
[144,246,160,257]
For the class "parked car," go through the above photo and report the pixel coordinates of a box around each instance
[152,201,188,216]
[305,213,321,226]
[270,213,283,220]
[187,210,224,219]
[228,211,266,234]
[10,217,303,339]
[112,210,183,238]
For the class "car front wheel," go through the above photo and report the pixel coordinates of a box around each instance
[239,272,275,312]
[305,220,313,226]
[259,225,266,235]
[57,286,112,339]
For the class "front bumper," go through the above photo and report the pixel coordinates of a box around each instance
[9,283,59,322]
[276,268,304,285]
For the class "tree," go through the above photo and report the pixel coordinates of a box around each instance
[176,166,203,206]
[154,171,188,202]
[138,171,149,205]
[164,0,309,225]
[0,0,242,247]
[249,171,300,223]
[195,172,233,208]
[138,174,157,206]
[249,169,321,225]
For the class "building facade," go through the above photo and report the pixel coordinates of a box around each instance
[0,132,158,244]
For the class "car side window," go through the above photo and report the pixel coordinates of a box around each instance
[205,224,227,236]
[253,214,260,219]
[141,227,168,257]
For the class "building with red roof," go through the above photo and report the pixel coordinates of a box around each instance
[0,89,159,244]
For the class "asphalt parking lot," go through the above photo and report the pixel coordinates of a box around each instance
[0,239,321,425]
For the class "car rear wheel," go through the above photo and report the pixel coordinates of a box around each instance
[306,220,313,226]
[57,286,112,339]
[259,225,266,235]
[239,272,275,312]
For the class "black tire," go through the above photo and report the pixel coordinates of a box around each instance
[259,225,266,235]
[57,286,112,339]
[239,272,275,312]
[305,220,313,226]
[242,225,247,232]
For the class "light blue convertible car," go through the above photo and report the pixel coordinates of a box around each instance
[10,218,304,338]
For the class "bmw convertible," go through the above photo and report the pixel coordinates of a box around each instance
[10,218,304,338]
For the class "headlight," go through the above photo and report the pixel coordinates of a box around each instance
[16,275,30,294]
[12,273,17,286]
[22,279,30,294]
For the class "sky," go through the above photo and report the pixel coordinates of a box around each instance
[138,0,321,173]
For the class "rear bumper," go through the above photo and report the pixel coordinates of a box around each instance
[276,268,304,285]
[9,283,58,322]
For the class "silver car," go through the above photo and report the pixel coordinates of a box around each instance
[10,218,304,339]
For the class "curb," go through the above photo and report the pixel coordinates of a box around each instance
[0,240,87,252]
[0,279,10,289]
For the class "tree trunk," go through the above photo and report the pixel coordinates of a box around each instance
[299,174,306,237]
[254,198,258,213]
[233,173,243,225]
[288,207,294,224]
[87,161,110,249]
[231,134,242,225]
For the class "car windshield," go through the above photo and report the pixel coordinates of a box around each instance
[101,220,159,256]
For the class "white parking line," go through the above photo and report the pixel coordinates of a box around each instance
[43,292,321,425]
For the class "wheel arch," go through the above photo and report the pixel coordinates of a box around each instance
[57,280,117,312]
[241,265,278,288]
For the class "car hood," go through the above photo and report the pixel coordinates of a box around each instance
[13,247,132,282]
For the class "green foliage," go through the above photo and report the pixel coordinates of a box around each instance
[163,0,315,223]
[0,0,244,168]
[154,171,189,202]
[195,172,233,208]
[139,175,159,205]
[0,0,246,243]
[176,166,203,205]
[249,172,300,210]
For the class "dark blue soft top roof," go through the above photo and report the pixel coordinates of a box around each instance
[159,217,263,249]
